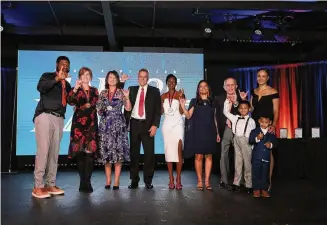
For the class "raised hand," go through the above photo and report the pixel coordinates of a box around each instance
[121,73,129,82]
[225,99,232,110]
[75,79,82,89]
[122,89,130,98]
[268,125,276,134]
[57,66,67,80]
[257,132,264,140]
[238,89,248,100]
[227,93,237,104]
[225,95,232,103]
[179,88,185,98]
[179,97,186,105]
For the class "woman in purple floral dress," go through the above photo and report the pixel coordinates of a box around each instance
[96,70,132,190]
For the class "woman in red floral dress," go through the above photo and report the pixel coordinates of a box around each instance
[67,67,99,193]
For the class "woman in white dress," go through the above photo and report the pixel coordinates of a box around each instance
[161,74,184,190]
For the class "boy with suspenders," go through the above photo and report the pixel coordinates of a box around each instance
[223,99,256,193]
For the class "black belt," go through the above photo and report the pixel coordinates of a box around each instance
[45,111,62,118]
[131,118,146,122]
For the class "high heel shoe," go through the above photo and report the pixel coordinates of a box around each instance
[205,181,212,191]
[113,181,120,190]
[176,177,183,190]
[105,180,111,189]
[168,176,175,189]
[197,181,204,191]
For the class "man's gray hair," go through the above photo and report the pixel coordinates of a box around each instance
[223,77,237,86]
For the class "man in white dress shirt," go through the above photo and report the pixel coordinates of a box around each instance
[124,68,161,189]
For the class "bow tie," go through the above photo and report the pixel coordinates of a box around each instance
[239,117,245,119]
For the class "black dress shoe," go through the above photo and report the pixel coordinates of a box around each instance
[219,182,226,189]
[128,183,138,189]
[113,186,119,190]
[85,183,93,193]
[227,184,240,192]
[234,185,241,192]
[145,183,154,189]
[226,184,234,191]
[105,185,111,189]
[79,181,86,192]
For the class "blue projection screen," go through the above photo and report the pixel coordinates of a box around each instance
[17,50,203,155]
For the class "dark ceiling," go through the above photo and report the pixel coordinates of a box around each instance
[2,1,327,65]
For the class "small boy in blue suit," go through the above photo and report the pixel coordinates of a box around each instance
[249,116,277,198]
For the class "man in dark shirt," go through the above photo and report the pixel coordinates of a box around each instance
[215,77,247,189]
[32,56,71,199]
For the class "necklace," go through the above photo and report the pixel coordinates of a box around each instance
[107,88,117,111]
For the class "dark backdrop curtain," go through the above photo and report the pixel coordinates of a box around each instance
[1,68,17,172]
[230,61,327,138]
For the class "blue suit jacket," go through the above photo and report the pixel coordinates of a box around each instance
[249,127,277,162]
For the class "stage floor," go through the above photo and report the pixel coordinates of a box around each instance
[1,170,326,225]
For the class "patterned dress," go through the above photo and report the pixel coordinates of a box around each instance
[67,86,99,158]
[96,89,130,164]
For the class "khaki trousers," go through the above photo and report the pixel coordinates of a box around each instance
[233,136,252,188]
[34,113,64,188]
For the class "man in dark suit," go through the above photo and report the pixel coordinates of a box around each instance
[125,68,161,189]
[215,77,247,189]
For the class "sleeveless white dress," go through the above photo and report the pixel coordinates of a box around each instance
[162,98,184,162]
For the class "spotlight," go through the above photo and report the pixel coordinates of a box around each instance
[204,27,212,34]
[253,17,263,37]
[202,19,213,39]
[254,29,262,35]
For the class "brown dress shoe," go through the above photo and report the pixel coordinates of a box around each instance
[45,186,65,195]
[32,188,51,199]
[261,190,271,198]
[253,190,261,198]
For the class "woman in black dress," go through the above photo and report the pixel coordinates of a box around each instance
[250,68,280,191]
[180,80,221,191]
[67,67,99,193]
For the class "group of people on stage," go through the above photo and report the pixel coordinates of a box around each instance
[216,70,279,197]
[31,56,279,200]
